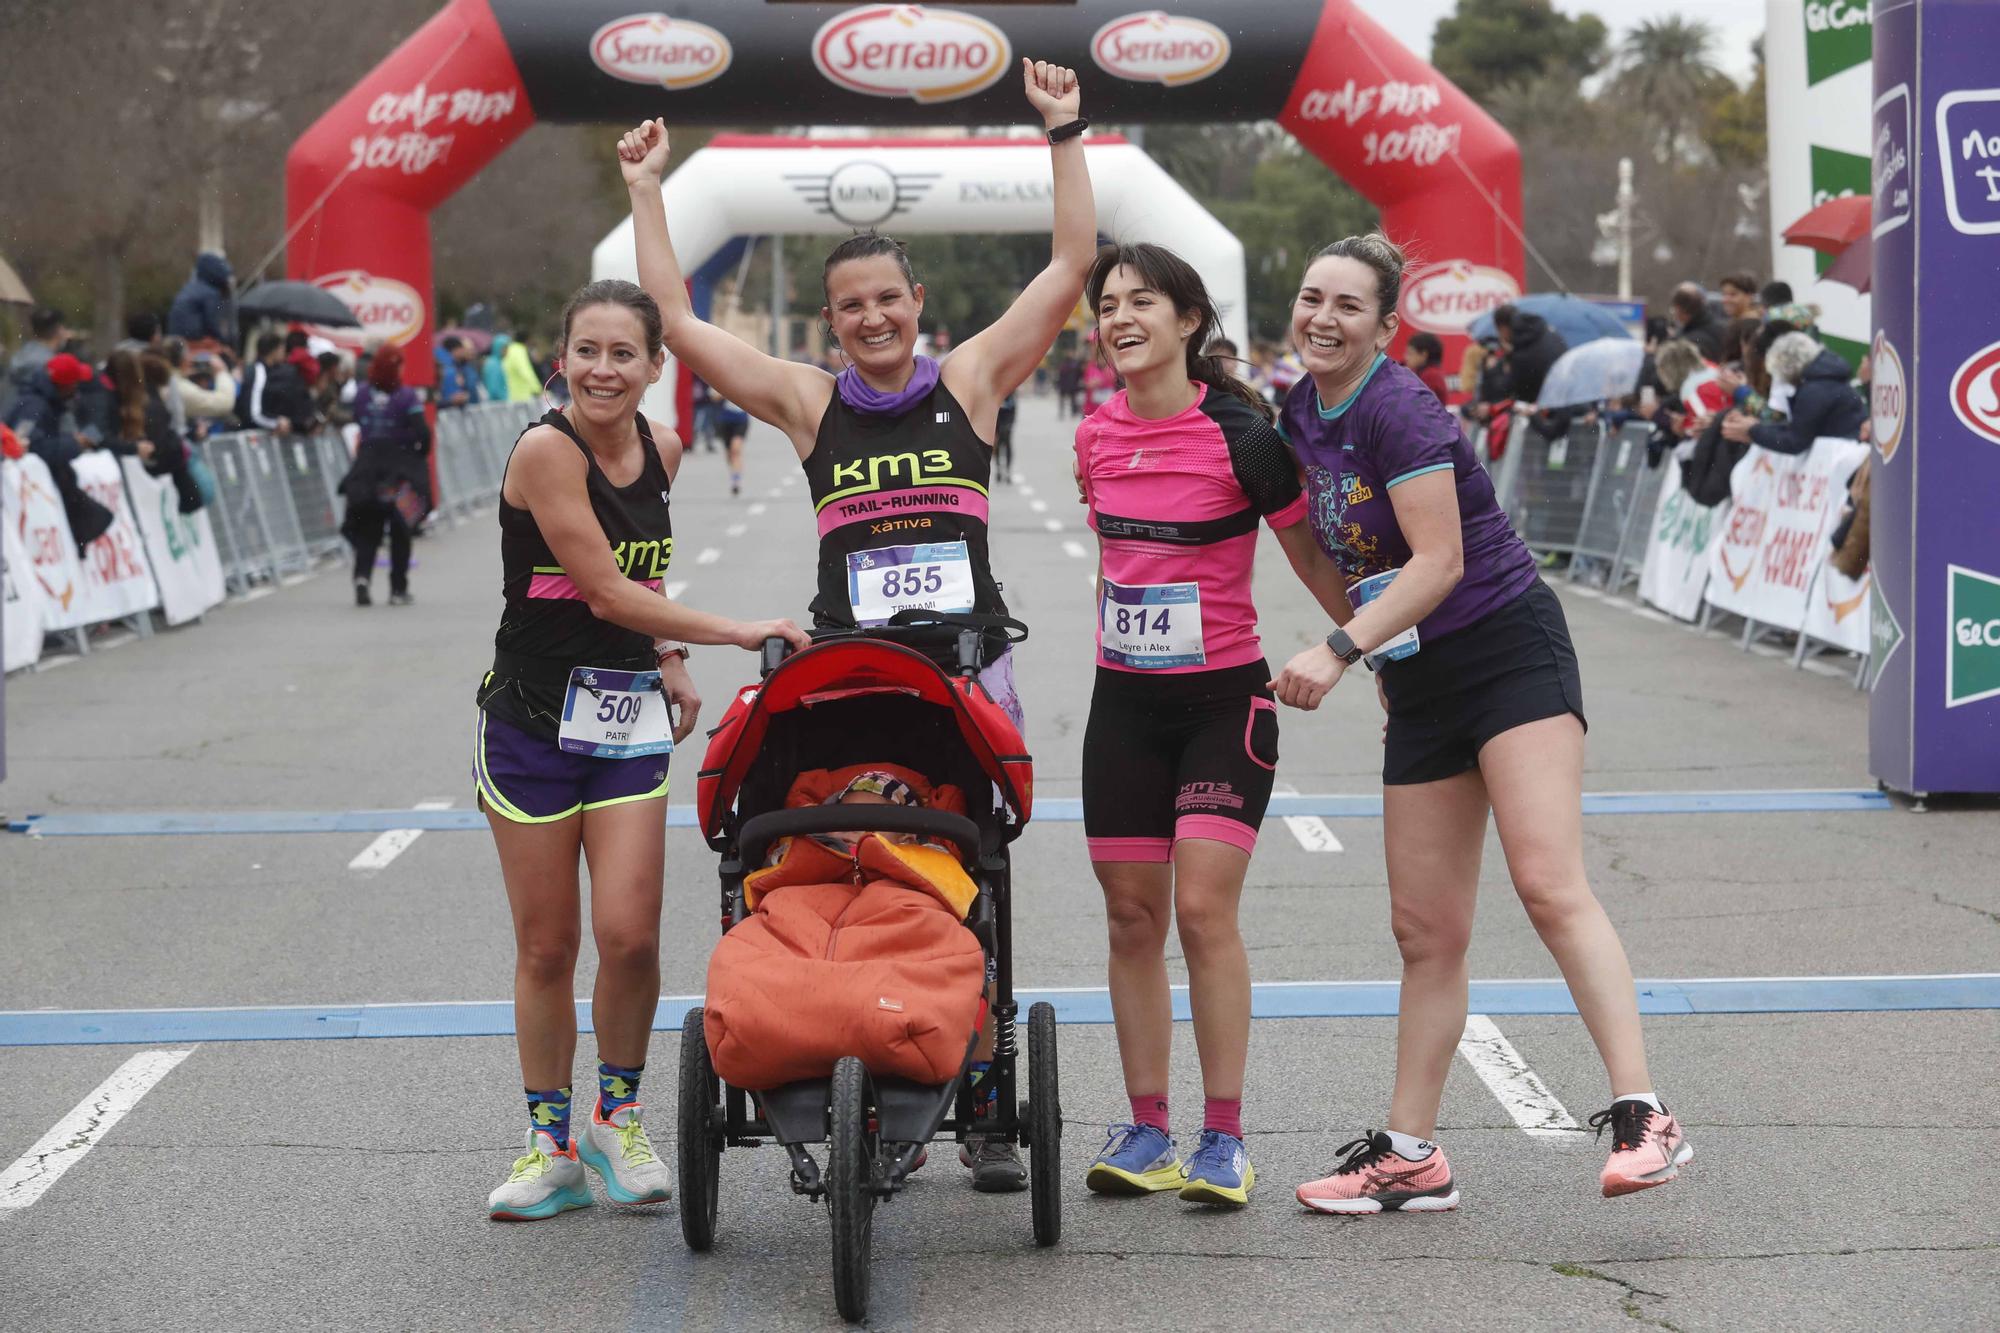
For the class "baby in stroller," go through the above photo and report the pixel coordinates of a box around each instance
[702,761,988,1096]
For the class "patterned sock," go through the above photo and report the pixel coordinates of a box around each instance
[968,1061,996,1118]
[526,1086,573,1150]
[598,1060,643,1117]
[1203,1096,1243,1139]
[1129,1093,1170,1134]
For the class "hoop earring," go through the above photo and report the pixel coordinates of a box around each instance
[541,368,564,414]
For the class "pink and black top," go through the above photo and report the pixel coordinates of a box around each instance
[1075,385,1308,674]
[479,409,673,739]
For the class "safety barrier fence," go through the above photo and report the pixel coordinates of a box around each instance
[1480,418,1872,688]
[4,400,538,673]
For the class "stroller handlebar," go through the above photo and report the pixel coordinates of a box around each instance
[737,805,983,870]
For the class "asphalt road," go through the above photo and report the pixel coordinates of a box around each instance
[2,396,1995,1331]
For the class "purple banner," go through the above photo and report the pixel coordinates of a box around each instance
[1868,0,2000,794]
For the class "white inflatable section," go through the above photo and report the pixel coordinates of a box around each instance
[590,139,1246,433]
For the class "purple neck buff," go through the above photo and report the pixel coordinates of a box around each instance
[836,355,940,416]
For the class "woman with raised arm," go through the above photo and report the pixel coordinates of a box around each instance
[478,279,806,1222]
[619,58,1095,735]
[1268,236,1690,1216]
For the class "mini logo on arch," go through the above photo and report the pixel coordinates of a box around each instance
[813,5,1012,104]
[1399,260,1522,336]
[311,270,424,349]
[1091,12,1230,87]
[1950,338,2000,447]
[591,14,733,91]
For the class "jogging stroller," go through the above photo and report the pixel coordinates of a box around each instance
[688,620,1060,1323]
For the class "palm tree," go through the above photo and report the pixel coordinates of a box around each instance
[1616,17,1725,163]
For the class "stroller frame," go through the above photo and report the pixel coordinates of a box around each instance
[683,624,1061,1323]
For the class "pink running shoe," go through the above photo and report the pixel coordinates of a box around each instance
[1296,1132,1459,1214]
[1590,1099,1692,1197]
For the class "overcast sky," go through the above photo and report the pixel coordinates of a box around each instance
[1362,0,1767,87]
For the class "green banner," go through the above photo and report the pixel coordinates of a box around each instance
[1803,0,1871,86]
[1809,145,1871,274]
[1947,565,2000,709]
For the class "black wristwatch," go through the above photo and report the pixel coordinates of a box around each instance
[1324,626,1364,665]
[1046,117,1089,144]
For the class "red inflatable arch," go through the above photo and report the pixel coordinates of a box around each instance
[286,1,1522,398]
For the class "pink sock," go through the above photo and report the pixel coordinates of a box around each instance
[1203,1096,1243,1138]
[1128,1093,1169,1133]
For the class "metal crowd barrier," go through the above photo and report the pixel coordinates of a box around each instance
[1498,419,1603,556]
[192,400,538,592]
[1565,422,1662,593]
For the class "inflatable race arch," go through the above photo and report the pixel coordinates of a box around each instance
[286,0,1524,411]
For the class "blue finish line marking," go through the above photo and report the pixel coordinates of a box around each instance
[4,788,1891,836]
[2,974,1990,1047]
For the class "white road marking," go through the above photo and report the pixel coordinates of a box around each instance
[1061,540,1088,560]
[1030,499,1049,513]
[1274,781,1342,852]
[664,580,688,599]
[725,523,747,538]
[1043,519,1063,532]
[747,503,767,516]
[1018,484,1036,497]
[1568,584,1603,599]
[0,1048,195,1210]
[696,547,721,565]
[348,800,454,872]
[1457,1015,1584,1139]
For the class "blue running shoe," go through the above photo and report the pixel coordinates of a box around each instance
[1085,1123,1182,1195]
[1178,1128,1255,1206]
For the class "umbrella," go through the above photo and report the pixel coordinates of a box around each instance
[1782,195,1871,255]
[436,325,492,354]
[1466,293,1633,348]
[1822,239,1871,294]
[1534,337,1647,409]
[0,253,30,305]
[236,280,360,327]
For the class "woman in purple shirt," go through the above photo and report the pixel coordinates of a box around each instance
[1270,235,1693,1213]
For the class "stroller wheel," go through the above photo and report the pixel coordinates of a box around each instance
[828,1056,876,1323]
[678,1007,722,1251]
[1026,1001,1063,1246]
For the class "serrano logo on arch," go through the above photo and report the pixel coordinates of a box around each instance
[813,5,1012,104]
[1399,260,1521,336]
[310,270,425,350]
[1871,331,1906,464]
[1949,338,2000,447]
[590,14,732,91]
[1091,12,1230,87]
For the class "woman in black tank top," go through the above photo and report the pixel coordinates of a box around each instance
[475,281,806,1219]
[614,62,1093,1190]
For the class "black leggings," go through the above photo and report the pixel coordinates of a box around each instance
[348,503,411,594]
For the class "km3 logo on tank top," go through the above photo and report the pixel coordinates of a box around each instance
[805,380,1004,627]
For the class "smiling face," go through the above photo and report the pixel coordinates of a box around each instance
[562,303,661,428]
[822,255,924,381]
[1292,255,1398,386]
[1095,264,1200,384]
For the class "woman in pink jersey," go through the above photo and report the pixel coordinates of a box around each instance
[1073,244,1353,1208]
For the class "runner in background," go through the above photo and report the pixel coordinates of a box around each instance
[1269,235,1692,1215]
[477,278,806,1221]
[619,56,1095,1192]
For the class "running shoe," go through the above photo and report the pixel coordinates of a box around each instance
[353,580,372,607]
[575,1102,674,1205]
[1295,1132,1459,1214]
[487,1129,591,1221]
[1085,1123,1183,1195]
[1178,1128,1254,1206]
[388,591,414,606]
[958,1134,1029,1193]
[1590,1100,1692,1197]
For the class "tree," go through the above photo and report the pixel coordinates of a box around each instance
[1702,39,1768,170]
[1431,0,1608,103]
[1614,17,1728,163]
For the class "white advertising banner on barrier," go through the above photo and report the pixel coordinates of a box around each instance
[1705,438,1870,630]
[3,454,92,632]
[121,459,225,626]
[69,451,160,624]
[3,483,48,671]
[1638,459,1727,621]
[1802,560,1873,654]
